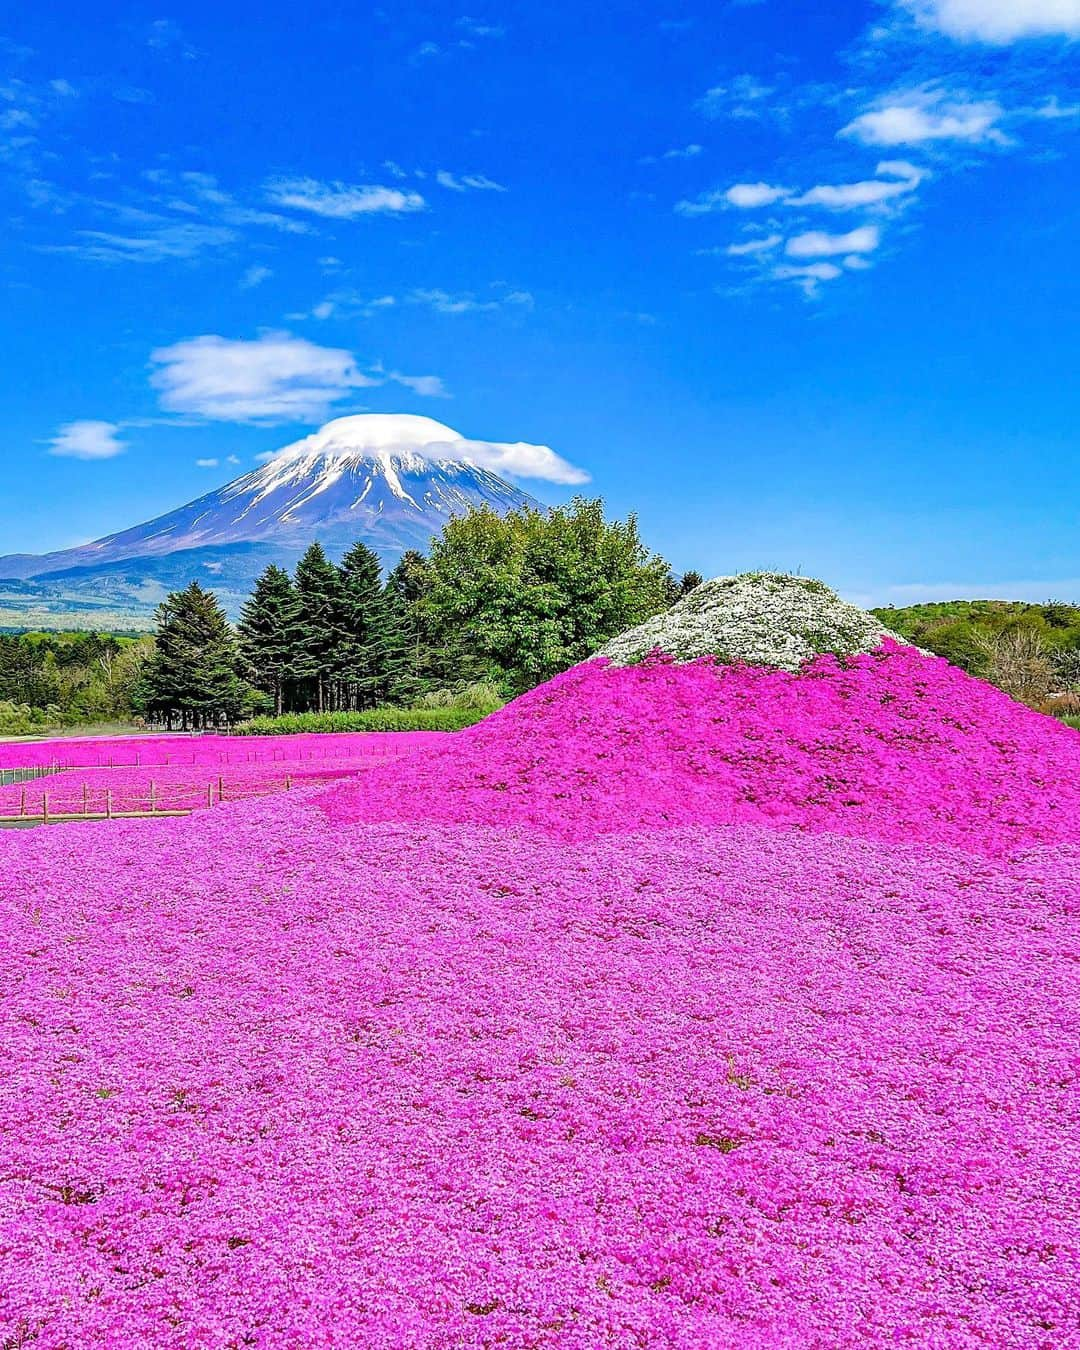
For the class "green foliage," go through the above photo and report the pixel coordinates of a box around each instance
[419,497,673,691]
[293,542,346,713]
[872,599,1080,705]
[237,564,303,716]
[0,631,152,729]
[233,706,487,735]
[135,582,251,729]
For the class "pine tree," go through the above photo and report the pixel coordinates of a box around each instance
[383,550,434,703]
[137,582,249,729]
[237,564,303,716]
[337,541,388,709]
[293,542,345,713]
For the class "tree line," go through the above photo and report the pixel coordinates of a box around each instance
[133,498,700,729]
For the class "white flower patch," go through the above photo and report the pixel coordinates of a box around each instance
[596,573,905,671]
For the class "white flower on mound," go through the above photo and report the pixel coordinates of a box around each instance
[595,572,905,671]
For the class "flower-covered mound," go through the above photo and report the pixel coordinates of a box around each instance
[322,643,1080,859]
[2,637,1079,1348]
[595,572,901,669]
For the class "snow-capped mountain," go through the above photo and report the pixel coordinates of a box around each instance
[0,415,545,625]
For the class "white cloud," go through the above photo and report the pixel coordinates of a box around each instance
[786,224,881,257]
[431,437,589,484]
[771,261,844,296]
[435,169,507,192]
[264,177,426,218]
[196,457,219,468]
[1034,95,1080,119]
[788,160,926,208]
[240,264,273,289]
[727,181,791,207]
[901,0,1080,42]
[841,93,1004,145]
[48,420,127,460]
[675,181,788,215]
[150,332,381,423]
[388,372,450,397]
[727,233,782,255]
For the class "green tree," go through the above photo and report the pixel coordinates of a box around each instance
[420,497,673,691]
[136,582,250,729]
[293,542,345,713]
[667,569,704,605]
[237,564,303,715]
[337,541,390,709]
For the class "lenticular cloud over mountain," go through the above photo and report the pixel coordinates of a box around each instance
[261,413,589,486]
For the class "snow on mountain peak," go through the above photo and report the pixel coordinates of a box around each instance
[259,413,590,487]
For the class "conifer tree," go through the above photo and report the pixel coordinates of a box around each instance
[337,541,388,709]
[293,542,345,713]
[383,549,434,702]
[237,564,303,715]
[137,582,249,729]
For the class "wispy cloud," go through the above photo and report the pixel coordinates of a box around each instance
[45,222,237,263]
[410,287,533,314]
[386,371,449,397]
[264,177,426,218]
[240,264,273,289]
[145,18,199,59]
[841,90,1006,145]
[698,74,774,120]
[290,291,396,321]
[455,16,506,38]
[435,170,507,192]
[48,420,127,460]
[726,234,782,255]
[788,161,926,208]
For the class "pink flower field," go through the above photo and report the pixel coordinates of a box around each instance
[1,646,1078,1348]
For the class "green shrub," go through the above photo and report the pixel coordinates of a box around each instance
[413,680,506,714]
[232,706,489,736]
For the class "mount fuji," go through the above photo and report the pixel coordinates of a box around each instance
[0,415,558,628]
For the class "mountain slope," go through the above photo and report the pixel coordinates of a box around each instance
[0,415,542,624]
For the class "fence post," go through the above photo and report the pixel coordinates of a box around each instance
[207,782,214,808]
[20,787,26,817]
[285,774,292,790]
[83,785,89,815]
[218,774,225,802]
[149,780,157,813]
[42,793,49,826]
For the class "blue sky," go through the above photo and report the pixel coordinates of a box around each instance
[2,0,1078,604]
